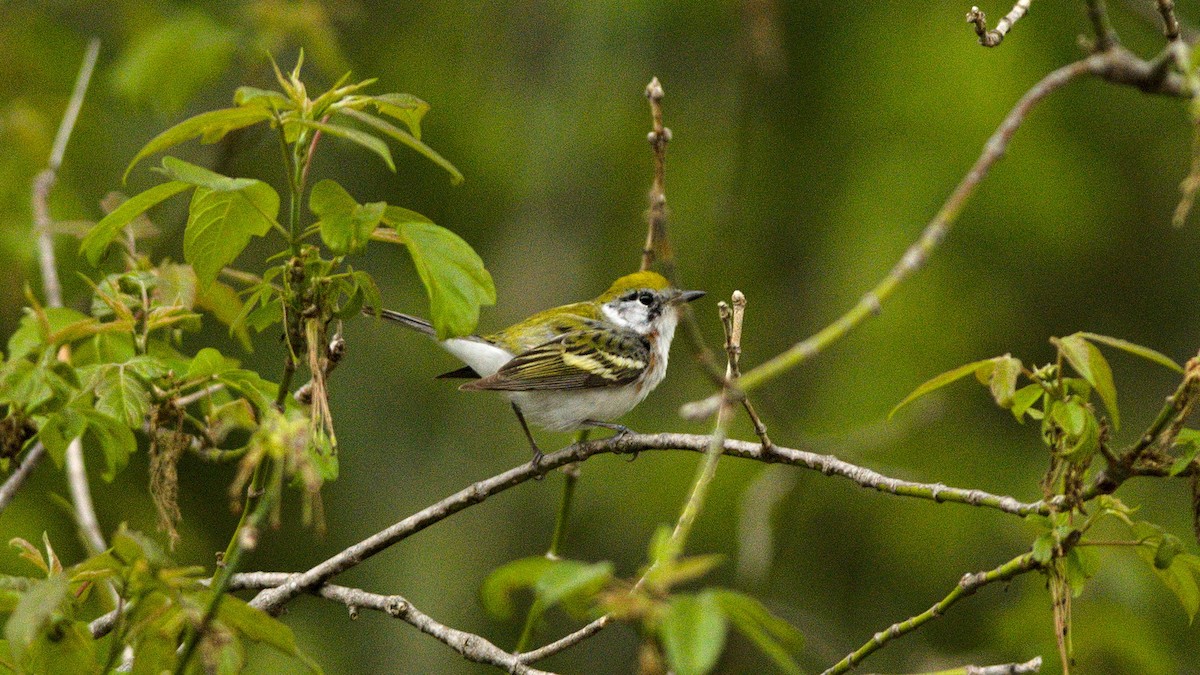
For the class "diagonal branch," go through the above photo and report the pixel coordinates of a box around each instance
[822,552,1042,675]
[681,45,1194,422]
[228,574,553,675]
[0,443,47,516]
[247,432,1047,615]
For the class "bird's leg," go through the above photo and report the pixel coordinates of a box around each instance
[582,420,639,461]
[582,420,634,437]
[512,403,545,474]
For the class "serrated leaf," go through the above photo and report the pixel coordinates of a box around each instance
[480,557,556,620]
[889,358,998,420]
[712,590,803,675]
[1055,334,1119,430]
[989,354,1022,408]
[337,107,463,183]
[79,409,136,481]
[310,179,386,255]
[296,119,394,171]
[1079,332,1183,373]
[123,107,273,182]
[81,181,191,266]
[381,208,495,339]
[94,364,151,428]
[184,183,279,289]
[659,591,726,675]
[8,307,90,360]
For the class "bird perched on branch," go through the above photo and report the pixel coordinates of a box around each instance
[368,271,704,467]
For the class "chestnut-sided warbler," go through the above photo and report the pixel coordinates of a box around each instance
[369,271,704,466]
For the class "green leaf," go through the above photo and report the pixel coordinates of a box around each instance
[296,119,395,171]
[989,354,1022,408]
[1032,532,1055,564]
[1170,433,1200,476]
[1065,546,1099,597]
[7,308,88,360]
[184,183,280,289]
[81,181,191,266]
[659,591,727,675]
[480,557,556,620]
[712,590,804,675]
[383,208,496,339]
[309,179,386,255]
[37,410,86,467]
[233,86,291,110]
[337,107,463,183]
[889,358,998,419]
[1010,383,1044,422]
[1054,334,1120,430]
[93,364,151,428]
[159,156,260,192]
[365,93,430,139]
[1053,398,1100,463]
[1078,332,1183,373]
[3,575,67,661]
[187,347,238,380]
[215,594,317,670]
[79,409,136,481]
[1155,534,1184,570]
[534,560,612,617]
[196,279,253,352]
[123,107,273,182]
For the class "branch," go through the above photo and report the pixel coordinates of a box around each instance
[966,1,1033,47]
[247,432,1047,614]
[226,574,553,675]
[31,38,105,556]
[924,657,1043,674]
[1085,0,1121,51]
[640,77,671,274]
[1157,0,1182,41]
[822,552,1042,675]
[681,46,1194,421]
[0,443,47,516]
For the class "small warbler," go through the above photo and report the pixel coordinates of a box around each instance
[369,271,704,466]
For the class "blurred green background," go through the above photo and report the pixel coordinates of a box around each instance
[2,0,1199,672]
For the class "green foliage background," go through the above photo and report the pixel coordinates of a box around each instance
[2,0,1199,672]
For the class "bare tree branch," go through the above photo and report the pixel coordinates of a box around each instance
[0,443,47,516]
[1157,0,1182,41]
[227,574,554,675]
[247,432,1048,614]
[822,552,1042,674]
[681,45,1193,422]
[966,1,1033,47]
[30,38,106,556]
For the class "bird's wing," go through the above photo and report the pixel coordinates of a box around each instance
[461,328,650,391]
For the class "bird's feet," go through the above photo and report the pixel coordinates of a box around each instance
[583,420,639,461]
[529,445,546,479]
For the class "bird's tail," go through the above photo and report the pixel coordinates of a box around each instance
[363,307,436,338]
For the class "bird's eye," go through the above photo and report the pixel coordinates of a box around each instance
[638,292,654,306]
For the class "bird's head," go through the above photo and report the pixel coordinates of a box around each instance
[596,271,705,336]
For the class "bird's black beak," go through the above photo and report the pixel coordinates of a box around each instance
[674,289,706,304]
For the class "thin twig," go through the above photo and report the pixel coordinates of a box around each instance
[1085,0,1120,50]
[0,443,47,516]
[31,38,105,556]
[966,1,1033,47]
[920,656,1043,674]
[247,432,1047,614]
[822,553,1042,674]
[1158,0,1182,41]
[640,77,671,274]
[681,45,1197,422]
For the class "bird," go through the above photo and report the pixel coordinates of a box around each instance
[368,270,705,467]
